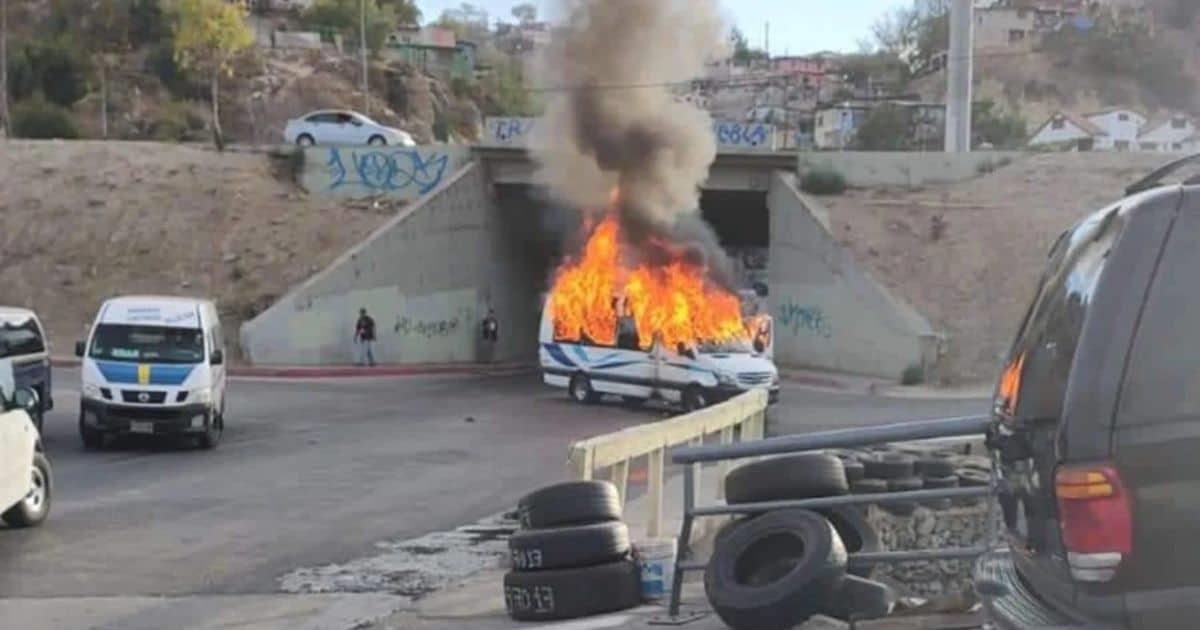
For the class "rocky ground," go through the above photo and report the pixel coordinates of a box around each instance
[0,140,394,358]
[823,151,1175,384]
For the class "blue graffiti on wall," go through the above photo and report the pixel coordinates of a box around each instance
[777,301,833,339]
[325,147,450,195]
[487,117,536,144]
[714,122,772,149]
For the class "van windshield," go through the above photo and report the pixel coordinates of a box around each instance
[697,338,753,354]
[89,324,205,365]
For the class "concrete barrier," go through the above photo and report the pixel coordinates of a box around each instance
[567,390,769,539]
[767,171,935,380]
[299,145,471,201]
[798,151,1027,188]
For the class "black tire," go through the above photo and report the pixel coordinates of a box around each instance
[822,574,895,621]
[296,133,315,146]
[504,559,641,621]
[923,475,959,489]
[197,412,222,450]
[850,478,888,494]
[508,521,630,571]
[517,480,621,528]
[817,506,881,578]
[79,415,104,450]
[842,459,865,482]
[957,468,991,487]
[887,476,923,492]
[915,455,956,478]
[568,373,599,404]
[862,453,915,480]
[705,509,848,630]
[682,385,708,412]
[2,453,51,527]
[725,453,848,504]
[367,134,387,146]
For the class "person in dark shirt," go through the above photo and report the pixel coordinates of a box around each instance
[354,308,376,367]
[480,309,499,363]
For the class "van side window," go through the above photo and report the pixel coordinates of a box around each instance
[0,315,46,357]
[1005,209,1120,421]
[1119,208,1200,421]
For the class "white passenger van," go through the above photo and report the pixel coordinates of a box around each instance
[538,300,780,410]
[75,296,226,450]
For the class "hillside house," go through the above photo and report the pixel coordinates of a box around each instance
[1084,108,1147,150]
[814,103,870,150]
[1029,111,1108,150]
[385,27,476,81]
[1137,115,1195,152]
[770,56,832,92]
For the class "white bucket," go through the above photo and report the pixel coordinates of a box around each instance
[634,538,677,601]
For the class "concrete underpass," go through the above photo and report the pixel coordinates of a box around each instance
[242,146,935,381]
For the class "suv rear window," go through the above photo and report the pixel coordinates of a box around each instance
[0,314,46,358]
[999,208,1121,422]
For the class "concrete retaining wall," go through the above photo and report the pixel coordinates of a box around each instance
[798,151,1026,187]
[241,162,540,365]
[768,171,934,380]
[299,145,472,201]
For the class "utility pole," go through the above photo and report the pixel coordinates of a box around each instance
[1,0,9,138]
[360,0,369,115]
[945,0,974,153]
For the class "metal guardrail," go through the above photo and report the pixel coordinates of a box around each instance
[567,390,769,539]
[665,414,999,618]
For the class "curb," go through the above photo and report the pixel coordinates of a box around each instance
[50,357,534,379]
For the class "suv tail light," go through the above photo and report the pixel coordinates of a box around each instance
[1055,463,1132,583]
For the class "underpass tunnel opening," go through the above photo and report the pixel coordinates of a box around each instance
[699,189,770,298]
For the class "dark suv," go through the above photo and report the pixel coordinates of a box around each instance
[980,160,1200,629]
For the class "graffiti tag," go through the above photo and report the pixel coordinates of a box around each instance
[394,316,461,339]
[486,117,536,145]
[714,122,773,149]
[325,148,450,195]
[777,301,832,339]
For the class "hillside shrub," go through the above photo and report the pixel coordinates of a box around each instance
[801,168,847,195]
[11,99,80,139]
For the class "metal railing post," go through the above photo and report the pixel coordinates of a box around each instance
[716,426,735,501]
[669,461,697,618]
[610,459,630,505]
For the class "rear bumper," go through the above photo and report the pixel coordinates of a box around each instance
[81,399,212,436]
[976,551,1121,630]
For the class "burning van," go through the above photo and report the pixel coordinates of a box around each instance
[538,213,779,410]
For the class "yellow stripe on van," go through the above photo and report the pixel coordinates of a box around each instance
[137,364,150,385]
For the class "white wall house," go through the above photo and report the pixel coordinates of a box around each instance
[814,105,870,150]
[1137,115,1195,152]
[1083,108,1147,151]
[1029,111,1107,151]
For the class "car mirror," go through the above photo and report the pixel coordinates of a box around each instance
[210,349,224,366]
[11,387,39,414]
[75,340,86,357]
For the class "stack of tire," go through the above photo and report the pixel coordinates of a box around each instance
[850,450,980,514]
[706,453,895,629]
[503,481,642,622]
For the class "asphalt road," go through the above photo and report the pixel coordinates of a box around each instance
[0,369,984,600]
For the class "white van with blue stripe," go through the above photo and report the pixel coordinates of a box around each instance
[75,296,226,449]
[539,301,779,410]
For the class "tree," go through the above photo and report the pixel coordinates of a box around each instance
[870,0,949,71]
[301,0,397,54]
[511,2,536,24]
[973,100,1027,149]
[379,0,420,26]
[854,104,912,151]
[170,0,254,150]
[52,0,133,138]
[729,26,767,65]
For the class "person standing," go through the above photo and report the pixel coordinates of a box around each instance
[480,309,499,363]
[354,307,376,367]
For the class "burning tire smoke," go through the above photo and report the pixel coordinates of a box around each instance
[531,0,726,238]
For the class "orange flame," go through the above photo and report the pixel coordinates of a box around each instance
[549,212,748,352]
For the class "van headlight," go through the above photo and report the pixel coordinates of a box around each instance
[192,388,213,404]
[717,372,737,386]
[82,383,103,400]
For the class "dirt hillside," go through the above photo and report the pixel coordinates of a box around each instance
[0,140,393,359]
[823,152,1172,385]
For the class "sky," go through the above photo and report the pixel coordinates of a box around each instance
[415,0,907,56]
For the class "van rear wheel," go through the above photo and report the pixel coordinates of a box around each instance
[569,374,599,405]
[682,386,708,412]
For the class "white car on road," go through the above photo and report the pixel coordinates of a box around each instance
[0,387,51,528]
[283,110,416,147]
